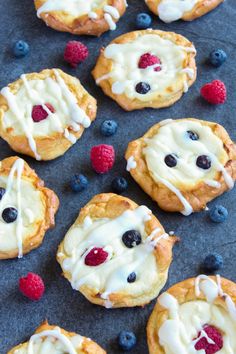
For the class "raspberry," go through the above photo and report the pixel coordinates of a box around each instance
[31,103,55,122]
[194,325,223,354]
[200,80,226,104]
[64,41,88,68]
[90,144,115,174]
[85,247,108,266]
[138,53,161,72]
[19,272,45,301]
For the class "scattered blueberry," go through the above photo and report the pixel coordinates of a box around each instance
[209,49,227,67]
[111,177,128,194]
[203,253,223,273]
[70,174,88,192]
[135,82,151,94]
[100,120,118,137]
[136,12,152,29]
[209,205,228,223]
[0,187,6,200]
[127,272,136,283]
[118,331,137,351]
[187,130,199,141]
[2,207,18,223]
[196,155,211,170]
[122,230,142,248]
[164,154,177,168]
[13,40,29,58]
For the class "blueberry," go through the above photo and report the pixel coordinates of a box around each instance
[187,130,199,141]
[111,177,128,194]
[122,230,142,248]
[203,253,223,273]
[0,187,6,200]
[127,272,136,283]
[135,82,151,94]
[100,120,118,137]
[118,331,137,351]
[70,174,88,192]
[209,205,228,223]
[2,207,18,223]
[164,154,177,168]
[196,155,211,170]
[136,13,152,29]
[209,49,227,67]
[13,40,29,58]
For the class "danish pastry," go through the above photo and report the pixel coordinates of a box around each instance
[57,193,177,308]
[34,0,127,36]
[0,156,59,259]
[145,0,224,23]
[147,275,236,354]
[0,69,97,161]
[8,321,106,354]
[125,118,236,215]
[92,29,196,111]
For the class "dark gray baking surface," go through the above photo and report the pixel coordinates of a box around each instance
[0,0,236,353]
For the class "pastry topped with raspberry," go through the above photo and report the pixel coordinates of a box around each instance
[125,118,236,215]
[147,275,236,354]
[34,0,127,36]
[57,193,177,308]
[0,156,59,259]
[145,0,224,23]
[0,69,97,160]
[92,29,196,111]
[8,322,106,354]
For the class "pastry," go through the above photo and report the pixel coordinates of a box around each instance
[8,321,106,353]
[0,69,97,161]
[147,274,236,353]
[34,0,127,36]
[57,193,177,308]
[0,156,59,259]
[145,0,224,23]
[92,29,196,111]
[125,118,236,215]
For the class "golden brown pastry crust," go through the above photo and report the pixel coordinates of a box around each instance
[34,0,127,36]
[147,276,236,354]
[57,193,178,308]
[0,69,97,161]
[0,156,59,259]
[8,321,106,354]
[146,0,224,21]
[92,30,196,111]
[125,118,236,213]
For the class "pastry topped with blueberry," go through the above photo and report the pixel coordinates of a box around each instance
[0,69,97,160]
[147,275,236,354]
[145,0,224,23]
[125,118,236,215]
[0,156,59,259]
[34,0,127,36]
[57,193,177,308]
[8,321,106,354]
[92,30,196,111]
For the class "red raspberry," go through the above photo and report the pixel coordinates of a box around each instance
[90,144,115,174]
[19,272,45,301]
[31,103,55,122]
[194,325,223,354]
[85,247,108,266]
[64,41,88,68]
[200,80,226,104]
[138,53,161,72]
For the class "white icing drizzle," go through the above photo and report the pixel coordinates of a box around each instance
[126,156,137,171]
[24,208,35,224]
[205,179,221,188]
[157,0,198,23]
[88,11,98,19]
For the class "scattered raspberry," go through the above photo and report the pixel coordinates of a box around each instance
[85,247,109,266]
[194,325,223,354]
[200,80,226,104]
[138,53,161,72]
[31,103,55,122]
[19,272,45,301]
[64,41,88,68]
[90,144,115,174]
